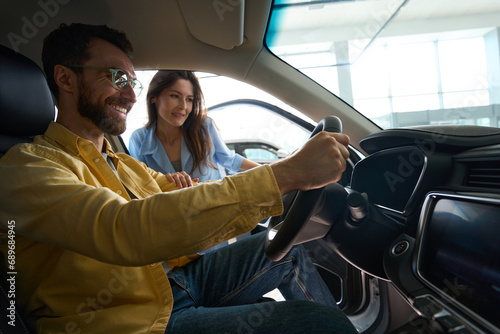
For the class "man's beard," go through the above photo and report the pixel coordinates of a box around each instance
[77,79,129,136]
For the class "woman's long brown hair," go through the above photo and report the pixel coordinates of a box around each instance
[145,70,216,175]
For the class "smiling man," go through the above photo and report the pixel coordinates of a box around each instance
[43,31,138,146]
[0,23,356,334]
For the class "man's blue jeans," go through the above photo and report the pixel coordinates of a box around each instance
[165,232,357,333]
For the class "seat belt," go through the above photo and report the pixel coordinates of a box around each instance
[102,152,137,199]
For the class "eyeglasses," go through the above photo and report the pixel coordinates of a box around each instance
[66,65,143,97]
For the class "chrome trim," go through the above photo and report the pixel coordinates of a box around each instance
[374,203,403,215]
[402,149,428,216]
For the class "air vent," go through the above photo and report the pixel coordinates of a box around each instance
[466,160,500,189]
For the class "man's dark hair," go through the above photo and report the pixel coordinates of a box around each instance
[42,23,134,100]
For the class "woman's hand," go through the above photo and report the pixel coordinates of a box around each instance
[166,172,199,188]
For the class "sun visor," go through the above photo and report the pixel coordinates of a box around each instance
[178,0,245,50]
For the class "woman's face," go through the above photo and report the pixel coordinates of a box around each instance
[153,78,194,129]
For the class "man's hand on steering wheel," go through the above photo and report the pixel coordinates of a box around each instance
[266,116,349,261]
[271,125,349,196]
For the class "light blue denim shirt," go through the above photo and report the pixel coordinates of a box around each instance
[129,118,244,182]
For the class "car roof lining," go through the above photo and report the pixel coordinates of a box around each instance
[177,0,245,50]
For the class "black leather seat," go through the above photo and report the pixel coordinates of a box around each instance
[0,44,55,333]
[0,44,55,157]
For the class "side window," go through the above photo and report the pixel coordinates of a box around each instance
[208,102,310,155]
[243,148,279,161]
[225,143,236,154]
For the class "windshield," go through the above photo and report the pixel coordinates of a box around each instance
[266,0,500,129]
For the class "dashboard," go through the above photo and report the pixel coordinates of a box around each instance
[342,125,500,333]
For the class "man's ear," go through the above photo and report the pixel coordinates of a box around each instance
[53,65,77,94]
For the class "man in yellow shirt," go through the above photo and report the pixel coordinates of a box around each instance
[0,23,356,333]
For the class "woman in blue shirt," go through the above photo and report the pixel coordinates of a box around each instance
[129,70,259,185]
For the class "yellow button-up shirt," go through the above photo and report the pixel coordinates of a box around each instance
[0,122,283,333]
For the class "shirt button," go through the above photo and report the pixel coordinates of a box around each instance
[94,157,100,163]
[163,299,169,304]
[116,190,122,195]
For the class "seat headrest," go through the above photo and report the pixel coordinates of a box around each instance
[0,44,55,142]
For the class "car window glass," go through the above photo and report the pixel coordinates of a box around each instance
[208,103,310,154]
[266,0,500,129]
[225,143,236,154]
[243,148,279,161]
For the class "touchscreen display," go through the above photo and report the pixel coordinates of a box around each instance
[418,197,500,328]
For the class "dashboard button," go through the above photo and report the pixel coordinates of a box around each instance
[392,240,409,255]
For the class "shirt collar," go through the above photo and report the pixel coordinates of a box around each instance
[45,121,116,157]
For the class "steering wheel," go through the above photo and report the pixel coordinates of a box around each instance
[265,115,343,261]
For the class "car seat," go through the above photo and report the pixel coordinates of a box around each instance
[0,44,55,157]
[0,44,55,333]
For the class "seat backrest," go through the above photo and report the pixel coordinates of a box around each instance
[0,44,54,333]
[0,44,55,157]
